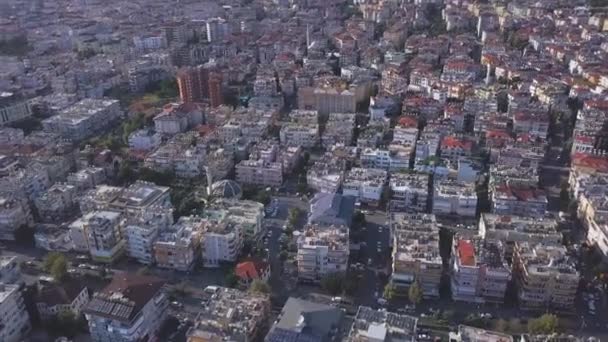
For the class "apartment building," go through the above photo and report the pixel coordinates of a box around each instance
[512,242,579,311]
[124,209,173,265]
[449,325,513,342]
[35,223,73,252]
[451,237,511,304]
[322,112,356,148]
[128,129,162,151]
[390,214,441,298]
[342,167,387,206]
[360,147,410,171]
[491,184,548,218]
[297,224,349,283]
[346,306,418,342]
[0,283,31,342]
[153,102,204,135]
[0,256,19,284]
[236,159,283,187]
[389,173,430,212]
[36,280,90,321]
[432,179,477,217]
[109,181,172,216]
[187,287,270,342]
[41,99,122,141]
[154,216,203,271]
[201,221,243,268]
[80,211,126,263]
[280,122,320,148]
[0,194,34,241]
[34,183,78,223]
[66,166,106,192]
[307,158,345,193]
[79,185,123,214]
[84,274,168,342]
[478,213,561,259]
[215,200,264,241]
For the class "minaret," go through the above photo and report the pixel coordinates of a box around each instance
[306,24,311,53]
[205,166,213,197]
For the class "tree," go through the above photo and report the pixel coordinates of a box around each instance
[43,252,69,282]
[320,273,344,296]
[383,283,396,300]
[495,319,509,333]
[353,211,366,228]
[249,280,271,294]
[49,256,68,282]
[527,314,559,334]
[225,272,239,288]
[408,282,423,305]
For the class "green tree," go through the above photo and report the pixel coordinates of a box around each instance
[383,283,396,300]
[225,272,239,288]
[249,280,271,294]
[49,256,68,281]
[320,273,344,296]
[408,282,423,305]
[353,211,366,228]
[527,314,559,334]
[288,208,301,226]
[495,318,509,333]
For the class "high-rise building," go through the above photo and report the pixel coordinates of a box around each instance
[177,65,223,107]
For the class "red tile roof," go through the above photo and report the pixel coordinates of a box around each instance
[441,136,473,151]
[457,239,476,266]
[572,152,608,174]
[235,259,269,281]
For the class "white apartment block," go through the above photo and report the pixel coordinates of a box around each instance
[342,167,387,205]
[125,209,173,265]
[432,179,477,217]
[128,129,162,151]
[41,99,122,141]
[236,159,283,187]
[389,173,430,213]
[297,224,349,283]
[153,103,203,135]
[66,167,106,192]
[451,237,511,304]
[307,163,344,193]
[321,113,356,148]
[360,147,410,171]
[207,200,265,241]
[36,282,90,321]
[0,256,20,284]
[0,284,30,342]
[201,221,243,268]
[34,183,77,223]
[84,274,168,342]
[73,211,126,263]
[154,216,203,271]
[513,242,579,311]
[280,123,319,148]
[390,214,442,298]
[0,194,33,241]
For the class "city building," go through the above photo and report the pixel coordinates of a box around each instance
[390,214,442,298]
[478,214,561,258]
[266,297,344,342]
[512,242,579,311]
[154,216,203,271]
[308,192,356,227]
[0,256,19,284]
[0,283,31,342]
[128,129,162,151]
[490,184,548,218]
[346,306,418,342]
[236,159,283,187]
[201,220,243,268]
[322,112,356,148]
[235,258,271,286]
[297,224,349,283]
[342,167,387,206]
[41,99,122,141]
[432,179,477,217]
[36,280,90,321]
[451,236,511,304]
[124,209,173,265]
[389,173,430,212]
[0,194,34,241]
[153,102,204,135]
[177,65,223,107]
[449,325,514,342]
[34,223,73,252]
[66,167,106,192]
[187,286,270,342]
[84,274,168,342]
[34,183,78,223]
[71,211,126,263]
